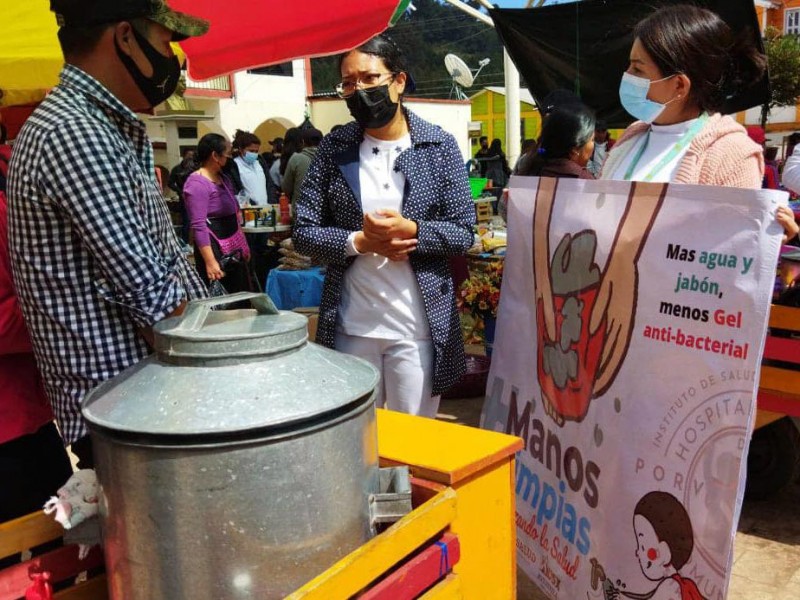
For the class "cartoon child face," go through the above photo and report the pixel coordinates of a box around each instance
[633,514,673,581]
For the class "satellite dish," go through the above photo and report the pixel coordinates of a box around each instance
[445,54,475,88]
[444,54,490,100]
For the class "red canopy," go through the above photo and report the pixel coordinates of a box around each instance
[171,0,410,81]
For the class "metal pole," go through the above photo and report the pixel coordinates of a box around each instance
[504,49,521,169]
[440,0,494,27]
[443,0,525,165]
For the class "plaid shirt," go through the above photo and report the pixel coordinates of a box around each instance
[7,65,207,445]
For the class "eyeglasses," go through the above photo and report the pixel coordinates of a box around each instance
[335,72,396,98]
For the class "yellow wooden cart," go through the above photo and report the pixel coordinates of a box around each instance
[0,410,523,599]
[748,304,800,499]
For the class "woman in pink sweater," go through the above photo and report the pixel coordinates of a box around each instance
[601,5,798,241]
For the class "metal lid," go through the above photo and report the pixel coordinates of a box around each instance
[82,293,379,440]
[152,292,307,360]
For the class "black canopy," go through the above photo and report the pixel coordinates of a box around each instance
[489,0,769,128]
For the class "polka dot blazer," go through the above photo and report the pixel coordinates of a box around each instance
[294,109,476,395]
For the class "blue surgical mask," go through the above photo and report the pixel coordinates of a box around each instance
[243,151,259,165]
[618,72,676,124]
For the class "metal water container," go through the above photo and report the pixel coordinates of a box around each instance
[82,293,382,599]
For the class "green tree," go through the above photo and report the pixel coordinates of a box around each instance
[761,26,800,128]
[310,0,505,99]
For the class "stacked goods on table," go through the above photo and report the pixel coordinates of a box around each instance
[277,238,317,271]
[468,220,507,257]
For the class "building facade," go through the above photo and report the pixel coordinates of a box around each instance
[740,0,800,149]
[145,60,473,169]
[469,87,542,156]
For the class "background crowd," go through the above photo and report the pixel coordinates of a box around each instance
[1,3,799,550]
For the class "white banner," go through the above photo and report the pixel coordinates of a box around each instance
[481,177,785,600]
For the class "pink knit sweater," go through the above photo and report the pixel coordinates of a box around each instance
[601,113,764,189]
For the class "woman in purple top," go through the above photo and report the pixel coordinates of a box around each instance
[184,133,252,293]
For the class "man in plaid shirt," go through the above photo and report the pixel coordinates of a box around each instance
[7,0,210,468]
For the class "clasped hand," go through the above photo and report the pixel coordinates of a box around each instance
[355,209,418,261]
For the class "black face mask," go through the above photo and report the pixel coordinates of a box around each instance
[115,26,181,108]
[345,85,399,130]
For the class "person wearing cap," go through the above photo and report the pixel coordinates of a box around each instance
[294,34,475,419]
[6,0,210,468]
[282,127,322,213]
[260,137,283,173]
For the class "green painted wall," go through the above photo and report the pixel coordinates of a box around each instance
[471,90,541,154]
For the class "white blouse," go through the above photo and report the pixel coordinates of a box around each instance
[338,133,431,340]
[607,117,700,183]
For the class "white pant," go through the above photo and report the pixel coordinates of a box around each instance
[334,333,440,418]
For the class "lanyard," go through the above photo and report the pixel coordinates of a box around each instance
[623,113,709,182]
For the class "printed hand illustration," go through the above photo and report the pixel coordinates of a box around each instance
[590,250,637,397]
[533,178,558,342]
[589,182,666,397]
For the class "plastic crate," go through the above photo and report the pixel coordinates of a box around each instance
[442,353,491,399]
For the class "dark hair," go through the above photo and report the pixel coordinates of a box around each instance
[339,33,408,75]
[58,24,110,59]
[338,34,413,96]
[155,164,169,190]
[489,139,504,157]
[765,146,778,161]
[302,128,323,146]
[0,123,6,145]
[521,138,538,154]
[280,127,304,176]
[540,89,583,116]
[233,130,261,151]
[635,5,766,113]
[634,492,694,571]
[196,133,228,164]
[479,136,488,144]
[518,104,595,176]
[788,132,800,146]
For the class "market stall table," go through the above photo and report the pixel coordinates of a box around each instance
[266,266,325,310]
[242,224,292,235]
[241,223,293,288]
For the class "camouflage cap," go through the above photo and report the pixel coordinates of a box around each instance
[147,0,210,41]
[51,0,209,41]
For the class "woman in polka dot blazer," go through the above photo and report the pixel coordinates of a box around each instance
[294,34,475,418]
